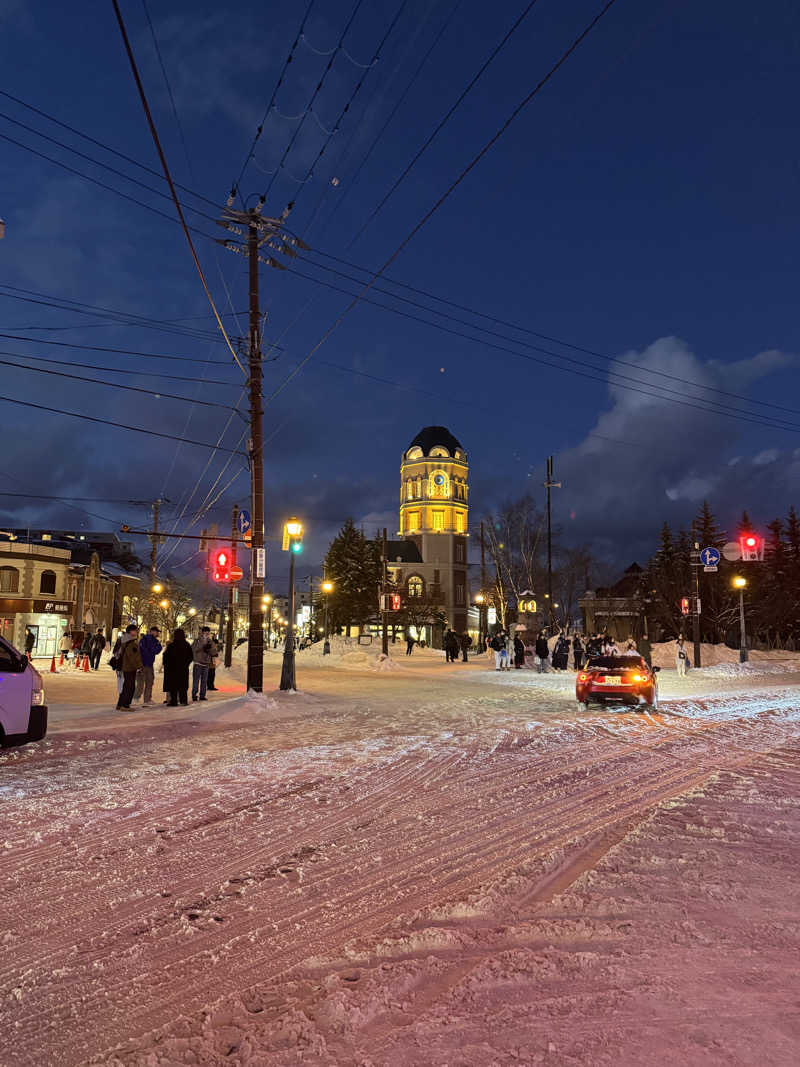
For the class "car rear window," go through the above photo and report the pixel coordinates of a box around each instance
[586,655,646,669]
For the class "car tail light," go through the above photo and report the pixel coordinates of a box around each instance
[631,674,647,683]
[578,672,588,682]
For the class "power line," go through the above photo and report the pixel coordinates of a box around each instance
[353,0,542,242]
[0,348,245,388]
[0,391,248,452]
[310,0,464,235]
[260,0,366,204]
[0,330,257,365]
[0,355,240,411]
[0,491,172,505]
[111,0,247,376]
[232,0,317,200]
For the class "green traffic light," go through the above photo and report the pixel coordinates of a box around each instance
[292,542,303,553]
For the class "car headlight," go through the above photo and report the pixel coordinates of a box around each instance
[31,689,45,706]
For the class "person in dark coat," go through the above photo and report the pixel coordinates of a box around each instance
[24,627,36,656]
[552,633,570,671]
[639,632,652,668]
[535,632,550,673]
[162,628,194,706]
[444,629,459,662]
[513,634,525,669]
[459,632,472,663]
[572,634,584,671]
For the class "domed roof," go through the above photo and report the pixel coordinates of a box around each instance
[405,426,464,458]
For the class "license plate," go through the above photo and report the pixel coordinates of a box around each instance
[603,676,622,685]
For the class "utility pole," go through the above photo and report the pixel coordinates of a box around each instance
[308,573,313,642]
[692,540,702,668]
[149,498,162,582]
[381,528,389,656]
[544,457,561,630]
[201,527,209,625]
[224,505,238,668]
[218,196,295,691]
[480,519,487,649]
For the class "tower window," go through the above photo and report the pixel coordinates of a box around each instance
[432,511,445,531]
[455,543,464,562]
[408,511,420,533]
[456,512,465,533]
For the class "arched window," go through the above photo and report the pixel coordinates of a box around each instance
[408,575,424,598]
[40,570,57,594]
[0,566,19,593]
[406,446,423,460]
[429,446,449,458]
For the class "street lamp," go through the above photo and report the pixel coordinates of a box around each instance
[475,592,486,649]
[280,519,304,691]
[262,593,273,649]
[322,579,333,655]
[152,583,163,594]
[732,576,748,663]
[159,599,169,609]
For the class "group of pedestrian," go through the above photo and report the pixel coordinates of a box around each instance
[111,623,220,711]
[443,628,472,662]
[55,628,108,669]
[487,629,525,670]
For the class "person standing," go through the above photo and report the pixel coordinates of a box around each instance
[163,628,193,706]
[489,630,506,670]
[513,633,525,669]
[116,624,142,711]
[206,633,220,690]
[191,626,213,701]
[572,634,584,671]
[535,631,550,673]
[89,628,106,671]
[59,630,72,660]
[639,632,652,668]
[444,628,458,663]
[24,627,35,658]
[625,635,638,653]
[134,625,162,706]
[460,631,472,663]
[405,633,415,656]
[675,636,689,676]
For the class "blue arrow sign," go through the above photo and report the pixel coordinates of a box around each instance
[237,509,251,536]
[700,546,720,567]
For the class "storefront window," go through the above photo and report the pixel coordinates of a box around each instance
[0,566,19,593]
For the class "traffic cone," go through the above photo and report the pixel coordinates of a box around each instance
[83,654,90,672]
[50,655,57,673]
[59,652,65,666]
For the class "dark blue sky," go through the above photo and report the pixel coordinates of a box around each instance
[2,0,799,586]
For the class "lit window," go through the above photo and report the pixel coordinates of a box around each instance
[432,511,444,531]
[456,512,465,533]
[408,576,423,597]
[41,533,52,542]
[408,511,420,532]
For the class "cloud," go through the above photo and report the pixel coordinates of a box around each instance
[555,336,798,563]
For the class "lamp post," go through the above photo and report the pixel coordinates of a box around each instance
[280,519,303,691]
[322,579,333,655]
[475,592,485,650]
[262,594,272,650]
[733,576,748,663]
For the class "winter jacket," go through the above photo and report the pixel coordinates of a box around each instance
[535,637,549,660]
[90,633,106,654]
[119,633,143,673]
[59,635,72,653]
[460,633,472,651]
[192,636,214,666]
[489,633,505,652]
[163,637,194,691]
[139,633,162,668]
[639,636,652,666]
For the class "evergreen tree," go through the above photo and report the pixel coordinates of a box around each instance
[691,502,731,642]
[323,519,383,634]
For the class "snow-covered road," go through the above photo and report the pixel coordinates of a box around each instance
[1,655,799,1065]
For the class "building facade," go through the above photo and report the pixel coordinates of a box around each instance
[395,426,470,639]
[0,542,74,657]
[69,552,117,640]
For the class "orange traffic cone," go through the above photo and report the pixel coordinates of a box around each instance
[83,654,90,672]
[59,652,65,666]
[50,655,57,673]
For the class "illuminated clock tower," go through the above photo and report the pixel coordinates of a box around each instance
[397,426,469,634]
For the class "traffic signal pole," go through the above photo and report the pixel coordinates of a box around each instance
[225,504,238,668]
[382,527,389,656]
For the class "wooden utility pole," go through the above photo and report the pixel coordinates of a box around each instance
[149,498,162,581]
[224,505,238,668]
[480,519,486,648]
[381,528,389,656]
[544,457,561,629]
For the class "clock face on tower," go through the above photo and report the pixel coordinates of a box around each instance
[433,474,445,486]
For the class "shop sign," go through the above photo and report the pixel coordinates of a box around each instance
[34,600,72,614]
[0,598,33,614]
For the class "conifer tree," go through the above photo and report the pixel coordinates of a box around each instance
[323,519,383,634]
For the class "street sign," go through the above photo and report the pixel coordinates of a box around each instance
[255,547,265,578]
[722,541,741,562]
[237,510,251,536]
[703,565,718,573]
[230,564,244,582]
[700,547,721,567]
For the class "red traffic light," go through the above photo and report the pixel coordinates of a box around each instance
[739,533,764,561]
[680,597,690,616]
[210,547,233,582]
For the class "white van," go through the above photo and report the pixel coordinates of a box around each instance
[0,634,47,746]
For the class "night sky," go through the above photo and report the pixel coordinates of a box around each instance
[2,0,799,588]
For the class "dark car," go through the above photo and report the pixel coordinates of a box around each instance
[576,653,659,711]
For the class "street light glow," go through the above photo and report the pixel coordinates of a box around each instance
[159,599,169,609]
[285,518,302,537]
[475,593,484,604]
[322,580,333,593]
[188,607,196,616]
[733,575,747,589]
[152,583,163,594]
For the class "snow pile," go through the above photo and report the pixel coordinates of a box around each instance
[698,660,800,678]
[652,641,800,673]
